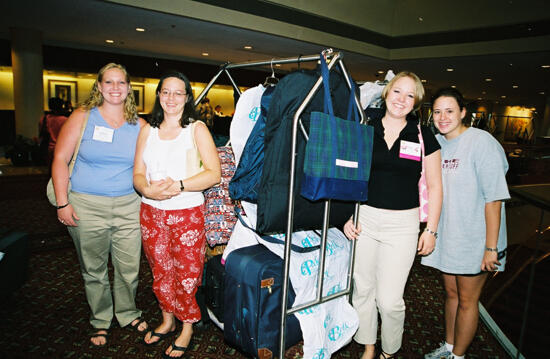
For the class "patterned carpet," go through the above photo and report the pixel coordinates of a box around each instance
[0,172,512,358]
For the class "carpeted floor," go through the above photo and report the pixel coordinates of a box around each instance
[0,172,514,358]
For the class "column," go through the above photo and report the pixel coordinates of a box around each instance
[10,27,44,139]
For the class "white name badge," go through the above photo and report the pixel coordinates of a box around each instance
[92,125,114,143]
[399,140,421,161]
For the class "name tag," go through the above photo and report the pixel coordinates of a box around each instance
[335,158,358,168]
[399,140,421,161]
[92,125,114,143]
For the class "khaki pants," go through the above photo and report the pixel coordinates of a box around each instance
[67,191,142,329]
[352,205,419,354]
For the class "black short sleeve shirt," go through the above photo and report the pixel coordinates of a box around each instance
[367,117,440,210]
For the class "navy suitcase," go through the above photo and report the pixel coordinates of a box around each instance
[224,245,302,359]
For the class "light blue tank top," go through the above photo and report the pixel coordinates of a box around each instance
[71,107,140,196]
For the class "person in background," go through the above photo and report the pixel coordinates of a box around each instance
[133,71,220,359]
[52,63,148,347]
[39,97,68,168]
[197,97,213,129]
[343,71,443,359]
[422,88,509,359]
[214,104,223,116]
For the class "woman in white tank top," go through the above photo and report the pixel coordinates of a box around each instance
[133,71,220,359]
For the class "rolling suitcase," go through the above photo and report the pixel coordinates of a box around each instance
[224,244,302,359]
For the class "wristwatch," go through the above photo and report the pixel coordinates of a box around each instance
[180,180,185,192]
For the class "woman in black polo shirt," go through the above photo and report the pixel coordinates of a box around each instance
[344,71,442,359]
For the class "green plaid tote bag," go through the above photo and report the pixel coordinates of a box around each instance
[301,53,373,202]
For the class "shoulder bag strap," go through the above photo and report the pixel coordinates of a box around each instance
[68,110,90,176]
[417,122,425,171]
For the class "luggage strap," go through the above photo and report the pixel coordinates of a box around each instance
[235,209,320,253]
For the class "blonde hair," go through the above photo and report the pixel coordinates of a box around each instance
[81,63,138,124]
[381,71,425,109]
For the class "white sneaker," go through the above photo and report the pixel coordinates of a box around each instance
[424,342,452,359]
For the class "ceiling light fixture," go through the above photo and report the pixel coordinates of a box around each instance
[477,97,483,100]
[542,65,550,68]
[377,70,385,74]
[482,91,486,94]
[512,85,519,88]
[501,95,506,98]
[539,91,546,95]
[421,79,427,83]
[485,78,492,82]
[275,64,281,67]
[105,39,114,43]
[446,68,454,72]
[135,27,145,32]
[243,45,252,50]
[202,52,209,56]
[451,85,456,88]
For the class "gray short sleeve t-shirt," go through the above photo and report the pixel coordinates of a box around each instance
[421,127,510,274]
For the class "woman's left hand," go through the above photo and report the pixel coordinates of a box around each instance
[417,231,435,256]
[481,251,501,272]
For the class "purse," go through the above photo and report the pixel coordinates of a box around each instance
[301,53,373,202]
[46,111,90,206]
[185,120,205,178]
[417,123,429,222]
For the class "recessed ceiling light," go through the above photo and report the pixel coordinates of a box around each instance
[485,78,492,82]
[451,85,456,88]
[105,39,114,43]
[446,68,454,72]
[418,17,424,22]
[482,91,486,94]
[539,91,546,95]
[202,52,209,56]
[542,65,550,68]
[477,97,483,100]
[421,79,427,83]
[243,45,253,50]
[512,85,519,88]
[377,70,385,74]
[501,95,506,98]
[135,27,145,32]
[275,64,281,67]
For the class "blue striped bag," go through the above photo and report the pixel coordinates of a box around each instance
[301,54,373,202]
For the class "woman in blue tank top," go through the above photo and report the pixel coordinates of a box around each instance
[51,63,148,346]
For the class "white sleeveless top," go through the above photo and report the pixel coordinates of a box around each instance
[142,124,204,210]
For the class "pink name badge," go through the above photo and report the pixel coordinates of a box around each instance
[399,140,421,161]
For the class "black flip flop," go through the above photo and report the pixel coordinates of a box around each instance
[162,340,190,359]
[89,329,108,347]
[142,329,177,346]
[127,316,148,333]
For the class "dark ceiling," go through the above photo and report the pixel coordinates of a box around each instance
[1,0,550,111]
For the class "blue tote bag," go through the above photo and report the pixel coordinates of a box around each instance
[301,54,374,202]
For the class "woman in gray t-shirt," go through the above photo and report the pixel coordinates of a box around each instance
[422,88,510,359]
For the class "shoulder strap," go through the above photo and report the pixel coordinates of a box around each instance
[235,209,320,253]
[68,111,91,176]
[417,122,426,170]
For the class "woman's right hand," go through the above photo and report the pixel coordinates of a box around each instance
[343,218,361,240]
[57,204,79,227]
[144,177,180,200]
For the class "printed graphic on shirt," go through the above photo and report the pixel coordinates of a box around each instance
[442,158,460,173]
[248,106,260,122]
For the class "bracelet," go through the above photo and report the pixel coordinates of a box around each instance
[56,202,69,210]
[180,180,185,192]
[485,247,498,252]
[424,227,438,239]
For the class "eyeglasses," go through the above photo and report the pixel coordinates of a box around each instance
[159,89,187,98]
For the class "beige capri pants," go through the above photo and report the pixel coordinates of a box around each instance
[67,191,142,330]
[352,204,419,354]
